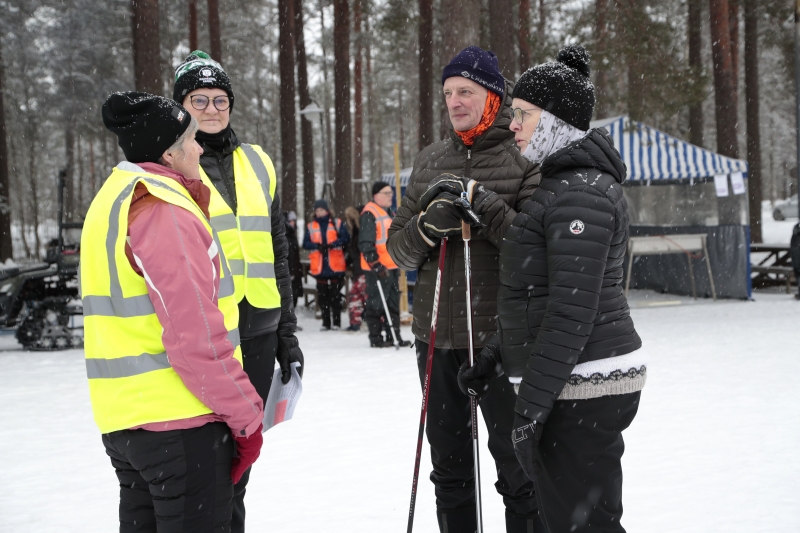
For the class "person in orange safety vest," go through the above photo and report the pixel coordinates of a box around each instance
[359,182,411,348]
[303,199,350,330]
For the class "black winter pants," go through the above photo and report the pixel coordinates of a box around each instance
[415,340,538,530]
[532,392,641,533]
[103,422,234,533]
[365,270,401,343]
[316,277,344,328]
[232,331,278,533]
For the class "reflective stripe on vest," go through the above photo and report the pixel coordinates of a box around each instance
[360,202,399,270]
[307,218,346,275]
[81,168,244,434]
[200,143,281,309]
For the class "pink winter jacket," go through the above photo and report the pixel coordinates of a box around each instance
[126,163,263,437]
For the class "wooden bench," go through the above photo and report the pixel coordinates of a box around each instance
[750,243,795,293]
[751,265,795,293]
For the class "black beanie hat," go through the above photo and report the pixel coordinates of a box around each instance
[173,50,235,110]
[102,92,193,164]
[512,45,595,131]
[372,181,391,196]
[441,46,505,97]
[313,199,329,212]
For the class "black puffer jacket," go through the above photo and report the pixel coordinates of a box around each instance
[387,80,541,349]
[498,128,642,423]
[197,127,297,340]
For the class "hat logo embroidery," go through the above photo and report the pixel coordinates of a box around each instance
[570,220,585,235]
[176,110,185,122]
[201,68,213,77]
[461,71,471,78]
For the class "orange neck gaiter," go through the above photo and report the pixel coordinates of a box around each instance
[454,92,502,147]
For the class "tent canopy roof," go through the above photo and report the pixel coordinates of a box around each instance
[380,116,748,186]
[590,115,748,181]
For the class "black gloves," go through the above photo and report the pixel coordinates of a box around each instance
[369,261,390,279]
[419,194,464,240]
[276,330,304,384]
[511,413,544,481]
[419,174,477,209]
[316,243,328,252]
[457,335,504,400]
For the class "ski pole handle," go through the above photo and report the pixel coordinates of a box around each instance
[462,221,471,241]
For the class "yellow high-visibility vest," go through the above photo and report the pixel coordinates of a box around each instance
[199,144,280,309]
[81,165,243,434]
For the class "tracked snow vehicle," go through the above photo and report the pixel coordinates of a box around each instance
[0,169,83,350]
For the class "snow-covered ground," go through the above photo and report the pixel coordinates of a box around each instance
[1,289,798,532]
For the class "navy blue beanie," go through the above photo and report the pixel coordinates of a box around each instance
[441,46,505,97]
[313,199,329,212]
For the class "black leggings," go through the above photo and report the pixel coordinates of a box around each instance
[316,277,344,328]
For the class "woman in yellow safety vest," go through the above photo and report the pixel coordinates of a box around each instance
[173,51,304,531]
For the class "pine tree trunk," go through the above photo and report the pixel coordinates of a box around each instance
[418,0,434,150]
[594,0,609,119]
[333,0,352,211]
[295,0,316,217]
[688,0,704,147]
[438,0,481,138]
[744,0,762,242]
[0,39,11,261]
[489,0,514,77]
[130,0,162,94]
[365,10,378,179]
[65,128,75,222]
[518,0,531,74]
[709,0,740,225]
[319,0,334,189]
[709,0,738,158]
[189,0,198,51]
[207,0,222,61]
[729,0,739,107]
[278,0,298,212]
[353,0,363,184]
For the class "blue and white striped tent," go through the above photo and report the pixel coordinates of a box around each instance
[590,115,748,182]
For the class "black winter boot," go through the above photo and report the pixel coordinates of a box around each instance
[506,510,548,533]
[436,506,477,533]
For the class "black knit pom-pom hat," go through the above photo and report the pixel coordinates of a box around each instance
[512,45,595,131]
[173,50,235,111]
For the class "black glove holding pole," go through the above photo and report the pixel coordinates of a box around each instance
[419,193,484,241]
[457,334,504,400]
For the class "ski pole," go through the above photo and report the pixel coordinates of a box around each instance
[375,275,399,350]
[407,237,448,533]
[462,216,483,533]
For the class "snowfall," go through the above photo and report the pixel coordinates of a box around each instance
[1,211,798,533]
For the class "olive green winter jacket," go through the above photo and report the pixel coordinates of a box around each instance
[387,80,541,350]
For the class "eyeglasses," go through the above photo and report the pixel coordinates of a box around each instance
[377,190,394,196]
[189,95,231,111]
[511,107,540,125]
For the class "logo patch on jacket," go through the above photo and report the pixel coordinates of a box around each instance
[570,220,585,235]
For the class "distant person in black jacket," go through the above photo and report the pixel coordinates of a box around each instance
[791,222,800,300]
[284,211,304,311]
[458,46,645,533]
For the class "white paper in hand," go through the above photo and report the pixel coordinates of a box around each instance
[262,362,302,432]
